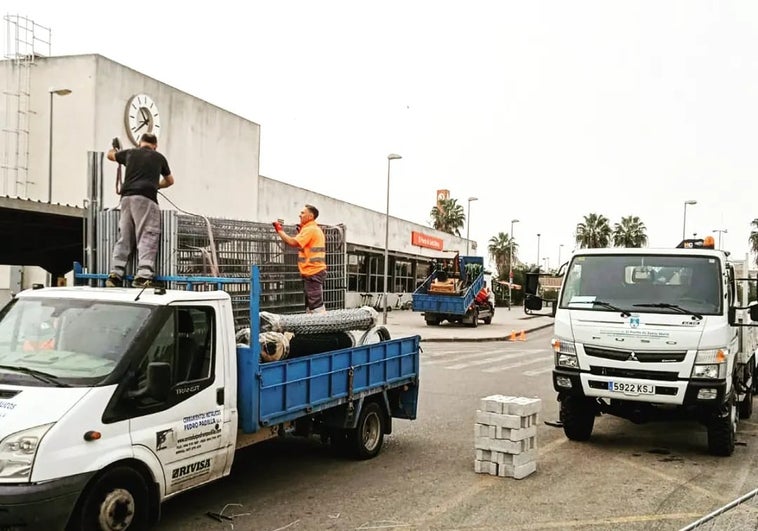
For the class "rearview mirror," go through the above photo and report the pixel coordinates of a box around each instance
[750,305,758,322]
[525,294,543,311]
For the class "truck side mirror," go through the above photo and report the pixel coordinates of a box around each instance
[525,294,543,311]
[750,305,758,322]
[128,362,172,402]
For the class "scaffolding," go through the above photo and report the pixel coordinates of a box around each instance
[93,210,347,325]
[1,14,51,197]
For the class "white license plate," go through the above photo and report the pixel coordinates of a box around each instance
[608,381,655,395]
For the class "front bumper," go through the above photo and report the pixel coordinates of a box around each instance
[553,368,728,406]
[0,471,94,530]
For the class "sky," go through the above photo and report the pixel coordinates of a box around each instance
[4,1,758,271]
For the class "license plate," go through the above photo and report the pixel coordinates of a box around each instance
[608,381,655,395]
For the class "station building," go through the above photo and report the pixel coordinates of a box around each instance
[0,51,476,306]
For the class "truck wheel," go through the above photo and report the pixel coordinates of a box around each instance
[560,396,595,441]
[707,395,737,456]
[425,317,440,326]
[483,315,492,325]
[72,466,149,531]
[469,309,479,328]
[739,385,753,420]
[347,401,385,460]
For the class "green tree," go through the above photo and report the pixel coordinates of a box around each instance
[429,198,465,236]
[612,215,648,248]
[488,232,518,280]
[576,213,612,249]
[750,219,758,267]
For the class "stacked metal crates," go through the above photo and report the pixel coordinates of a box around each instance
[93,210,346,324]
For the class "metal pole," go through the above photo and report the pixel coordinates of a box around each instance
[509,220,517,311]
[558,244,563,267]
[383,158,390,325]
[466,201,471,256]
[537,233,540,268]
[48,91,53,203]
[682,203,687,241]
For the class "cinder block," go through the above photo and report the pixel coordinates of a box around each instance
[476,449,492,461]
[495,425,537,441]
[498,460,537,479]
[474,459,498,475]
[474,423,496,439]
[481,436,536,454]
[480,395,513,414]
[491,449,537,467]
[504,397,542,417]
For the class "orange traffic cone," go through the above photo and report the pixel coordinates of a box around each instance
[509,330,516,341]
[519,330,526,341]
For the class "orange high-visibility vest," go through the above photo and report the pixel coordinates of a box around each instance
[294,220,327,276]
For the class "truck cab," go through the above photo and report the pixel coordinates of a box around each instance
[552,239,758,456]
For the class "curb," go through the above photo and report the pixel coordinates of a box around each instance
[418,322,555,343]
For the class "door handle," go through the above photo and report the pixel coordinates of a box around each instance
[216,387,224,405]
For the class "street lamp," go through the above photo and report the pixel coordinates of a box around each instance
[682,200,697,240]
[536,233,541,268]
[543,257,549,272]
[466,197,478,255]
[558,244,564,267]
[383,153,402,325]
[48,88,72,203]
[509,218,519,311]
[713,228,728,250]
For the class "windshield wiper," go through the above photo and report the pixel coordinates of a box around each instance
[0,364,70,387]
[633,303,703,320]
[569,300,630,317]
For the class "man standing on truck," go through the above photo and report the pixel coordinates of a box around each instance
[105,133,175,288]
[273,204,328,313]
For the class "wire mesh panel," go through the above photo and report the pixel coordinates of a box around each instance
[94,210,346,324]
[681,487,758,531]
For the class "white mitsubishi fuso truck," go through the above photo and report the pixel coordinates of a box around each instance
[552,238,758,456]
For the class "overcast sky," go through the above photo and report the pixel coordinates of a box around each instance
[4,1,758,270]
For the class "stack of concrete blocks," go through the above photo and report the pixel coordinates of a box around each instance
[474,395,542,479]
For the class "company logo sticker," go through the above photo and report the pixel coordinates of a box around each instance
[629,315,640,328]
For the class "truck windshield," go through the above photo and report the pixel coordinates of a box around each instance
[559,254,722,316]
[0,297,152,386]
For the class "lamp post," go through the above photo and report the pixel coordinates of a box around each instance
[509,218,519,311]
[383,153,402,325]
[713,228,728,250]
[543,257,549,272]
[682,200,697,240]
[466,197,478,255]
[558,244,564,267]
[48,88,72,203]
[536,233,541,269]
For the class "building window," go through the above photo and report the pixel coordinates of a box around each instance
[348,252,367,292]
[368,255,385,292]
[394,260,413,293]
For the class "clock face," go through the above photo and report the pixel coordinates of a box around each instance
[124,94,161,146]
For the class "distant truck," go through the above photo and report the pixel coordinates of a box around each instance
[412,255,495,327]
[0,265,420,530]
[552,238,758,456]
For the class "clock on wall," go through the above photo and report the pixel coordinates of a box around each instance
[124,94,161,146]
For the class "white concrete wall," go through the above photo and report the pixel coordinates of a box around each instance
[257,176,473,257]
[1,54,261,219]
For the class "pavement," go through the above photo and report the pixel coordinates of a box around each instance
[380,305,555,342]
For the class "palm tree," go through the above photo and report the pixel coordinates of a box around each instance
[488,232,518,279]
[750,219,758,266]
[575,213,612,249]
[429,198,465,236]
[612,216,648,248]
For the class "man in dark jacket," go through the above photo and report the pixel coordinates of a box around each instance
[105,133,174,288]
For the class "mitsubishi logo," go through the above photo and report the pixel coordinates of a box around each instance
[628,351,639,362]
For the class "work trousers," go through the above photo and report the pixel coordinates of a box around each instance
[110,195,160,280]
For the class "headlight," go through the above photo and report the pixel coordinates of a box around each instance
[553,338,578,368]
[692,348,728,379]
[0,424,53,480]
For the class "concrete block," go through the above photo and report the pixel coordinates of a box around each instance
[474,459,498,475]
[504,397,542,417]
[491,449,537,467]
[498,460,537,479]
[495,424,537,441]
[474,423,496,439]
[478,436,536,454]
[480,395,513,414]
[476,449,492,461]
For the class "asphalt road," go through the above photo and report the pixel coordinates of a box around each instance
[158,328,758,530]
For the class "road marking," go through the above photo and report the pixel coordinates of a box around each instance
[425,348,544,365]
[523,365,554,376]
[443,351,548,370]
[482,356,552,373]
[495,512,701,529]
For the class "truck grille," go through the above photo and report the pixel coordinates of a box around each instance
[589,366,679,381]
[584,346,686,363]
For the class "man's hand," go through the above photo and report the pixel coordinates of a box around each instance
[272,221,283,232]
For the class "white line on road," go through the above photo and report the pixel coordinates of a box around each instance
[523,365,555,376]
[481,356,551,373]
[443,350,548,370]
[425,348,544,366]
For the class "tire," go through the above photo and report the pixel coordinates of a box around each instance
[708,395,737,456]
[469,309,479,328]
[739,384,753,420]
[425,316,440,326]
[70,466,149,531]
[346,401,385,460]
[560,396,595,442]
[483,316,492,325]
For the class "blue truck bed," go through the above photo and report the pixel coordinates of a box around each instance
[412,255,484,316]
[73,263,421,435]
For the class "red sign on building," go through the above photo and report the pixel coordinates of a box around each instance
[411,231,444,251]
